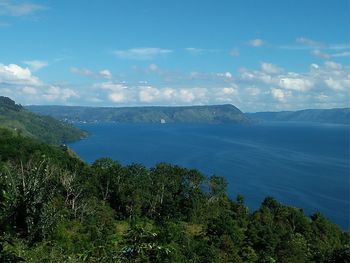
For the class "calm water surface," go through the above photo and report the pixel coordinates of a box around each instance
[69,122,350,229]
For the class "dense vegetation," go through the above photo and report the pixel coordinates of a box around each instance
[26,104,249,124]
[0,97,87,144]
[247,108,350,124]
[0,127,349,262]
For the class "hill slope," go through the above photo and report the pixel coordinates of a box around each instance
[26,104,250,124]
[247,108,350,124]
[0,96,87,144]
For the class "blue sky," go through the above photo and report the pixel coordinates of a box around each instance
[0,0,349,111]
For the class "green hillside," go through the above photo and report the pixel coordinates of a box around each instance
[0,96,87,144]
[247,108,350,124]
[26,104,250,124]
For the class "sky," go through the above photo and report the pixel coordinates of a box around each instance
[0,0,349,112]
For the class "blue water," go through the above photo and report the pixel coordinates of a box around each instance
[69,122,350,229]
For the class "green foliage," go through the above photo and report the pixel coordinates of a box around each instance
[0,127,349,262]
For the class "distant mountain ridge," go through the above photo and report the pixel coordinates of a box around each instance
[0,96,87,144]
[26,104,250,124]
[247,108,350,124]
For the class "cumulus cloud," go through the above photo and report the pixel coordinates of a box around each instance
[247,39,265,47]
[97,82,129,103]
[0,0,45,16]
[113,48,173,60]
[271,88,288,102]
[42,86,78,102]
[0,63,40,85]
[0,63,78,104]
[139,86,160,102]
[278,76,313,92]
[238,61,350,110]
[95,81,213,105]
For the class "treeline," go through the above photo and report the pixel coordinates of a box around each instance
[0,128,349,262]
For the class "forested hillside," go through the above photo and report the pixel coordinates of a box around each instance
[0,128,349,262]
[0,96,87,144]
[247,108,350,124]
[26,104,249,124]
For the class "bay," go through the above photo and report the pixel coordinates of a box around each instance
[69,122,350,229]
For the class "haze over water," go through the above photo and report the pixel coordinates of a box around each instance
[70,122,350,229]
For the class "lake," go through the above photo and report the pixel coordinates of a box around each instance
[69,122,350,229]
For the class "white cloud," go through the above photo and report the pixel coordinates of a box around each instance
[0,63,40,85]
[247,39,264,47]
[0,0,45,17]
[261,62,283,74]
[236,61,350,110]
[185,47,205,55]
[113,48,173,60]
[178,89,196,103]
[324,61,342,70]
[324,77,350,91]
[217,72,232,79]
[324,78,344,91]
[109,92,126,102]
[138,86,160,102]
[278,76,313,92]
[310,63,319,70]
[185,47,219,55]
[99,69,112,79]
[296,37,325,48]
[42,86,78,101]
[97,82,129,103]
[240,69,273,85]
[222,87,236,95]
[148,63,159,72]
[312,49,350,59]
[23,60,48,71]
[271,88,288,102]
[0,63,79,104]
[70,67,113,79]
[311,49,331,59]
[332,51,350,57]
[22,86,37,95]
[70,67,94,77]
